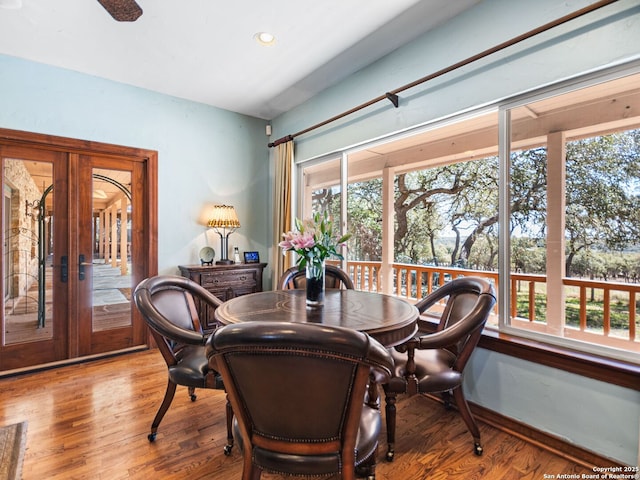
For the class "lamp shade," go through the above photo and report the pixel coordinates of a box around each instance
[208,205,240,229]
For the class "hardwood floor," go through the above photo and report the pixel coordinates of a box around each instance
[0,349,595,479]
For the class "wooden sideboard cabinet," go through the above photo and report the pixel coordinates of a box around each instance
[178,263,267,332]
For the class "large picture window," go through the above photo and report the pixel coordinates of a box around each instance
[504,72,640,360]
[298,66,640,364]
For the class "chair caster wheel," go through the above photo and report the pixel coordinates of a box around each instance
[190,394,197,402]
[385,450,394,462]
[474,442,483,456]
[223,444,233,456]
[148,432,156,442]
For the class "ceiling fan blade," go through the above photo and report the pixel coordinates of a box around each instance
[96,0,143,22]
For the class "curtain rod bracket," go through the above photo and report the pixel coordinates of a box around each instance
[268,134,294,148]
[386,92,399,108]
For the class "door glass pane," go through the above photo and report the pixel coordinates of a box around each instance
[301,157,344,261]
[300,157,346,271]
[3,158,54,344]
[346,174,382,292]
[91,168,132,332]
[303,157,341,218]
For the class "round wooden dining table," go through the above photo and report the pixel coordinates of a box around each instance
[214,289,419,348]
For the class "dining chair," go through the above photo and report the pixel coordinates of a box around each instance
[382,276,496,460]
[133,275,233,454]
[277,264,355,290]
[206,321,394,480]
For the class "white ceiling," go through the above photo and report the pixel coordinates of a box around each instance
[0,0,481,120]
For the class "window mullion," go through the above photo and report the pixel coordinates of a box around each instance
[498,107,511,329]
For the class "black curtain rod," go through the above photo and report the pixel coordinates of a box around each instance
[268,0,618,148]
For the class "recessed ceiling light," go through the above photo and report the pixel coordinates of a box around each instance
[254,32,276,46]
[0,0,22,9]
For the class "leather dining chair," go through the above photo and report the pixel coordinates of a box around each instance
[133,275,233,454]
[206,321,394,480]
[382,276,496,460]
[277,264,355,290]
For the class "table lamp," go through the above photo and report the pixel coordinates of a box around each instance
[208,205,240,265]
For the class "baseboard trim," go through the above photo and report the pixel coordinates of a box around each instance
[0,346,149,379]
[467,399,626,468]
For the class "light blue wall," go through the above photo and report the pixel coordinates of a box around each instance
[466,350,639,465]
[0,54,270,280]
[271,0,640,466]
[274,0,640,161]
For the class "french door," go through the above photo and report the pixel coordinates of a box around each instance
[1,145,69,369]
[0,130,157,372]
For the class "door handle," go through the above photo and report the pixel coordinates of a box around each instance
[60,256,68,283]
[79,254,86,280]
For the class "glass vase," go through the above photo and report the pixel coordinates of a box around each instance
[305,259,325,307]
